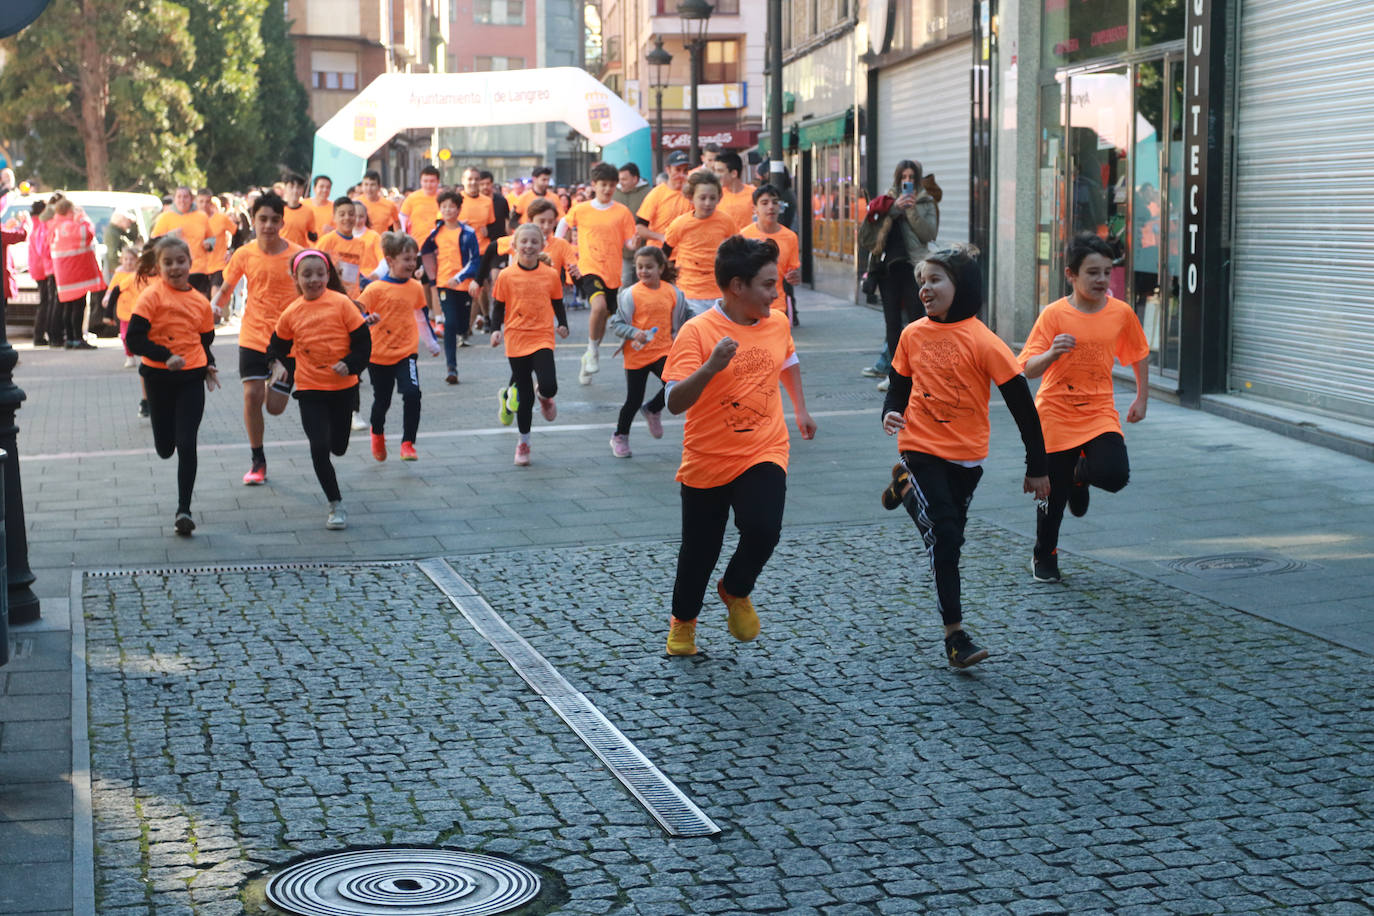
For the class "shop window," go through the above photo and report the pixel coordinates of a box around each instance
[1138,0,1184,48]
[1041,0,1130,66]
[702,40,739,84]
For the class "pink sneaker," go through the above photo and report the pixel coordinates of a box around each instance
[641,407,664,438]
[538,395,557,421]
[610,433,631,458]
[514,441,531,466]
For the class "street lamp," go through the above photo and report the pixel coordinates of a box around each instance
[677,0,714,168]
[647,37,673,176]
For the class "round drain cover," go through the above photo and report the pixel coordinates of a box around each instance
[266,847,541,915]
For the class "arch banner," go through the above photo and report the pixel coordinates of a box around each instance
[312,67,652,181]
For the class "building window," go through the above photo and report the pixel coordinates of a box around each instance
[475,55,526,71]
[657,0,737,12]
[310,50,358,92]
[702,39,738,84]
[475,0,525,24]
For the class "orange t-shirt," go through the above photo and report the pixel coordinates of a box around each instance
[359,277,425,365]
[113,270,147,322]
[401,190,439,244]
[280,203,316,248]
[431,224,470,290]
[542,236,576,281]
[620,281,677,370]
[664,210,737,299]
[131,278,214,370]
[222,241,304,352]
[1017,296,1150,453]
[458,194,495,251]
[306,199,335,236]
[564,201,636,287]
[718,184,757,231]
[664,306,797,488]
[357,229,383,275]
[317,230,371,296]
[151,209,212,274]
[205,211,237,273]
[363,196,399,233]
[891,316,1025,462]
[516,188,566,220]
[492,262,564,358]
[740,222,800,313]
[637,182,692,243]
[274,290,366,392]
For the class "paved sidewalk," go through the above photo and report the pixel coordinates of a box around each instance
[2,285,1373,914]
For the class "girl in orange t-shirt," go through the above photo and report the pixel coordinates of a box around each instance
[359,232,438,463]
[662,170,738,317]
[124,237,220,537]
[102,246,144,367]
[266,250,371,530]
[1017,233,1150,584]
[490,224,569,466]
[606,246,689,458]
[879,245,1050,670]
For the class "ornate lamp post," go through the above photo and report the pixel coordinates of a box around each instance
[677,0,714,167]
[647,37,674,176]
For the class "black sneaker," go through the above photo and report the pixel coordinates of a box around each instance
[1068,454,1090,517]
[881,463,910,510]
[137,400,150,419]
[945,630,989,669]
[1032,552,1062,583]
[173,512,195,537]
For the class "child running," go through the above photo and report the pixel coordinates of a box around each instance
[490,223,569,466]
[558,161,638,385]
[739,183,801,321]
[1018,233,1149,583]
[103,245,143,369]
[210,192,303,485]
[124,237,219,536]
[879,245,1050,669]
[606,246,689,458]
[663,170,737,317]
[419,190,480,384]
[661,236,816,656]
[317,196,376,297]
[266,251,372,529]
[359,232,438,462]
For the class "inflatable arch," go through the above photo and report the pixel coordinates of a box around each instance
[312,67,653,182]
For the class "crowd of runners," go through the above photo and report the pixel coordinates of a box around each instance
[63,145,1149,669]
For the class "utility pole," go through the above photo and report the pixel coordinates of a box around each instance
[768,0,784,183]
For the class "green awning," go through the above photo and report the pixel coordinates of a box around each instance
[797,112,848,147]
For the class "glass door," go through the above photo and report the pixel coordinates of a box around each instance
[1131,54,1184,378]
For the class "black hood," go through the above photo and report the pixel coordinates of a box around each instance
[924,247,983,323]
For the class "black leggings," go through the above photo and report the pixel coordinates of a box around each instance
[142,367,206,514]
[507,348,557,434]
[901,451,984,627]
[616,356,667,435]
[368,355,421,442]
[297,387,355,502]
[33,277,56,341]
[55,296,85,343]
[1034,432,1130,560]
[878,262,924,361]
[671,462,787,622]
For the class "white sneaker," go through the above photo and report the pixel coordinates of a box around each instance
[579,348,598,385]
[350,412,368,431]
[325,501,347,530]
[610,433,631,458]
[876,377,890,392]
[123,355,137,369]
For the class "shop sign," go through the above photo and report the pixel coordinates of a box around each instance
[658,129,759,149]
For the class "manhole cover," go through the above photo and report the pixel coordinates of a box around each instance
[265,847,541,915]
[1164,554,1311,579]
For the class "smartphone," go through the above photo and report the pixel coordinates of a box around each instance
[901,180,915,196]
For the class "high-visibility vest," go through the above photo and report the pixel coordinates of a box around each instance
[50,216,106,300]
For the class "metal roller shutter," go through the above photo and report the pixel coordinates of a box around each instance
[876,40,971,247]
[1230,0,1374,418]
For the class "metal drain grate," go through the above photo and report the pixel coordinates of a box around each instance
[84,560,411,578]
[1164,553,1313,579]
[417,558,721,838]
[265,847,540,915]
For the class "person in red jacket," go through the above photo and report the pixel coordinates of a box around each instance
[1,209,28,318]
[48,198,106,350]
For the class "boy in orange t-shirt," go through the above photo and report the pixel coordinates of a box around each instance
[559,161,638,386]
[151,187,213,296]
[660,235,817,657]
[710,151,757,231]
[879,245,1050,670]
[360,169,400,234]
[1018,233,1150,584]
[280,173,318,248]
[663,170,738,317]
[306,175,335,236]
[419,190,482,384]
[490,224,569,466]
[739,184,801,322]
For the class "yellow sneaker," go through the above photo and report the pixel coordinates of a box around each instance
[665,617,698,656]
[717,580,760,642]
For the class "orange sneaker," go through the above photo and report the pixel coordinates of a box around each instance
[370,432,387,462]
[718,580,760,642]
[666,617,697,656]
[399,441,418,461]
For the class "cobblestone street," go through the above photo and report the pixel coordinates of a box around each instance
[82,522,1374,914]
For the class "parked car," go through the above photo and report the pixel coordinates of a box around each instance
[1,190,164,331]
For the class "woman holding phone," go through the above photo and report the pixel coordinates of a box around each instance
[864,160,940,390]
